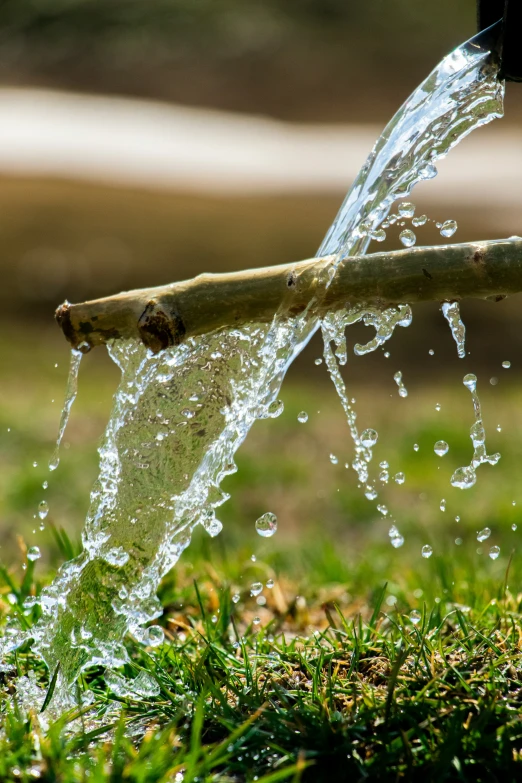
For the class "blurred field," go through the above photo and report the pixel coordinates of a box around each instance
[0,0,495,124]
[1,320,522,593]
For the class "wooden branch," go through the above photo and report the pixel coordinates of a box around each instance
[56,237,522,353]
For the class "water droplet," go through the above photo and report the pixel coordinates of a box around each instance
[329,454,338,465]
[463,373,477,392]
[440,498,446,512]
[181,408,195,419]
[377,504,388,516]
[267,399,284,418]
[477,527,491,542]
[399,229,416,247]
[409,610,421,625]
[455,537,462,545]
[232,593,240,604]
[502,361,511,369]
[413,444,420,452]
[489,546,500,560]
[370,229,386,242]
[42,480,48,490]
[440,219,458,238]
[490,377,498,386]
[143,625,164,646]
[104,547,130,567]
[398,202,415,218]
[496,425,502,432]
[455,515,460,522]
[32,461,38,468]
[361,429,378,448]
[394,472,405,484]
[419,162,437,179]
[393,370,408,398]
[297,411,308,423]
[390,533,404,548]
[251,554,257,562]
[451,466,476,489]
[255,512,277,538]
[314,358,323,366]
[379,470,389,483]
[428,349,435,356]
[365,485,378,500]
[266,579,274,589]
[27,546,41,562]
[512,524,517,532]
[250,582,263,597]
[412,215,429,227]
[434,441,449,457]
[211,615,218,624]
[421,545,433,559]
[253,617,261,626]
[384,351,391,358]
[38,500,49,520]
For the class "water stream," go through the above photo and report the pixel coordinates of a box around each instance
[0,23,505,706]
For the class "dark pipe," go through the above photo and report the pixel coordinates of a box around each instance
[477,0,522,81]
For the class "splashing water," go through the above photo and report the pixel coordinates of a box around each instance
[48,348,82,471]
[316,22,501,526]
[451,373,501,489]
[0,23,504,703]
[441,301,467,358]
[393,371,408,398]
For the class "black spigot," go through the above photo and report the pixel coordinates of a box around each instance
[478,0,522,81]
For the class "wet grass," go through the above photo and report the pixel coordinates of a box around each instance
[2,537,522,780]
[2,331,522,779]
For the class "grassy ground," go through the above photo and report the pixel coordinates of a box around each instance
[2,328,522,780]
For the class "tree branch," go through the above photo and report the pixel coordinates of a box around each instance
[55,237,522,353]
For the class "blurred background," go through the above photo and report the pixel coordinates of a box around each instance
[0,0,521,591]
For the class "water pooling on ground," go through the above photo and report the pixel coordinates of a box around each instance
[0,24,505,706]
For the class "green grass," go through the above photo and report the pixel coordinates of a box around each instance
[2,331,522,779]
[2,538,522,780]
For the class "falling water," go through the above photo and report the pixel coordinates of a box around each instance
[450,373,501,489]
[394,371,408,398]
[0,23,505,704]
[315,21,503,521]
[441,301,467,358]
[48,348,83,472]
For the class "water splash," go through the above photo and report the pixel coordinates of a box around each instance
[48,349,82,471]
[318,22,503,266]
[316,23,501,523]
[441,302,467,359]
[0,23,505,703]
[451,373,501,489]
[393,371,408,398]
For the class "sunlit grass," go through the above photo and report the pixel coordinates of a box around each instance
[2,331,522,778]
